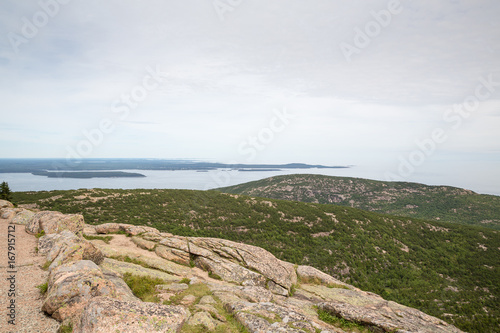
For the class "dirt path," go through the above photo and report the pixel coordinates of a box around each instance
[0,219,60,333]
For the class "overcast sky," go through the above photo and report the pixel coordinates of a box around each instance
[1,0,499,192]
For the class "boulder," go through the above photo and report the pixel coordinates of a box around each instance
[1,208,35,225]
[83,224,97,235]
[40,230,103,270]
[101,268,140,302]
[0,199,14,208]
[194,304,227,322]
[228,301,329,333]
[38,233,63,255]
[26,211,84,236]
[186,311,218,331]
[122,224,159,236]
[1,208,17,220]
[11,208,35,225]
[76,296,188,333]
[43,260,116,322]
[94,223,123,234]
[234,312,271,333]
[199,295,217,305]
[180,294,197,306]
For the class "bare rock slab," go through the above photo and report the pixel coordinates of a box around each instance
[0,207,35,225]
[39,230,103,270]
[43,260,116,322]
[26,211,84,236]
[95,222,160,236]
[0,199,14,208]
[77,296,188,333]
[297,265,354,290]
[318,298,464,333]
[190,237,297,291]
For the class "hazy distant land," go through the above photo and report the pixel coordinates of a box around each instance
[32,171,146,179]
[0,158,347,173]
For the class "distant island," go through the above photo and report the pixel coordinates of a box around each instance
[237,168,282,172]
[0,158,348,173]
[31,171,146,179]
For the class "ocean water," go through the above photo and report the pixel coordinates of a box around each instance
[1,165,499,196]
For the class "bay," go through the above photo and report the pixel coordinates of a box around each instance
[1,164,499,196]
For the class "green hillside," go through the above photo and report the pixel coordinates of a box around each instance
[13,188,500,332]
[218,174,500,230]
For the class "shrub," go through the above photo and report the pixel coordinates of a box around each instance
[36,282,48,295]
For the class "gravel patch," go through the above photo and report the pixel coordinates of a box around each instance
[0,218,60,333]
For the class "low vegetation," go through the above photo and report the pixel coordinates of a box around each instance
[41,260,51,271]
[122,273,166,303]
[58,322,73,333]
[82,234,113,244]
[317,307,370,332]
[36,282,48,295]
[218,174,500,230]
[13,188,500,332]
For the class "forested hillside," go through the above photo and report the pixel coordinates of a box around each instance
[218,174,500,230]
[13,188,499,332]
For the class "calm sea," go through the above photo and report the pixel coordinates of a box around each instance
[1,165,499,196]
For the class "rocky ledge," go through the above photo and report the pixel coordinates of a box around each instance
[0,199,464,333]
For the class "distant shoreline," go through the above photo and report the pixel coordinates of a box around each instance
[0,158,348,173]
[31,171,146,179]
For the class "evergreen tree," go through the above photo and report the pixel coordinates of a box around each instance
[0,181,13,201]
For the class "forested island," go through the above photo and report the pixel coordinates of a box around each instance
[31,171,146,179]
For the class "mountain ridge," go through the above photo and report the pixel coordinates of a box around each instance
[217,174,500,230]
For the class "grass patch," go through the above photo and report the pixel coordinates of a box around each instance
[189,254,196,268]
[208,271,222,280]
[35,230,45,238]
[288,284,297,296]
[58,322,73,333]
[83,234,113,244]
[179,277,191,284]
[326,283,350,290]
[41,260,51,271]
[165,283,212,307]
[122,272,166,303]
[179,293,251,333]
[36,282,48,295]
[317,307,369,332]
[108,230,132,237]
